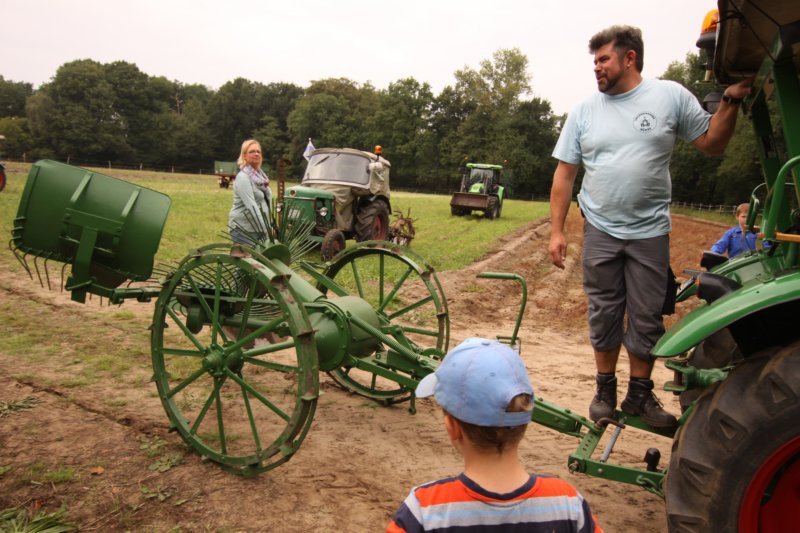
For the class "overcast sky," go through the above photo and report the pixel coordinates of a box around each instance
[4,0,716,115]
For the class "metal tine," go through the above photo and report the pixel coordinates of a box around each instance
[9,244,33,279]
[60,263,68,292]
[32,255,45,288]
[42,256,53,291]
[281,218,318,267]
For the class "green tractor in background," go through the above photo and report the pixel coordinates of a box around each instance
[450,162,505,219]
[279,146,393,260]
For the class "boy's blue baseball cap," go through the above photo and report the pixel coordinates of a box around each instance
[416,338,534,427]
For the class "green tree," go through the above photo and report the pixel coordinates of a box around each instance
[261,82,304,133]
[39,59,132,161]
[103,62,177,165]
[504,97,560,198]
[0,76,33,118]
[24,92,58,159]
[365,78,434,188]
[661,51,761,204]
[252,115,285,173]
[714,119,762,204]
[426,48,559,195]
[446,48,532,165]
[286,78,380,177]
[208,78,270,159]
[0,116,34,158]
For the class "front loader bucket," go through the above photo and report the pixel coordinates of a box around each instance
[450,192,489,210]
[11,160,171,300]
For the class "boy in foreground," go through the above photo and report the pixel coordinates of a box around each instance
[387,338,602,532]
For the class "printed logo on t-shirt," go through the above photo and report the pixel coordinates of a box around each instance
[634,112,657,133]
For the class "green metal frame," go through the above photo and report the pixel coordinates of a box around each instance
[653,24,800,360]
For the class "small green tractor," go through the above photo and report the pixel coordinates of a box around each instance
[279,146,392,260]
[450,162,505,219]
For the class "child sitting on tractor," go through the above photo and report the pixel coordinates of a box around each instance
[710,203,760,258]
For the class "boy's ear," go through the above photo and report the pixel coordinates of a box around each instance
[443,413,462,441]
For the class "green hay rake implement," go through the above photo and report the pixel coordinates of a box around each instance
[9,160,667,488]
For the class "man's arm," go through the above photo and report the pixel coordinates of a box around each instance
[691,78,753,156]
[548,161,579,269]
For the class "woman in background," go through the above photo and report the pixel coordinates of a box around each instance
[228,139,271,248]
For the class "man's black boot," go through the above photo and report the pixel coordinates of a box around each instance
[621,378,678,430]
[589,373,617,422]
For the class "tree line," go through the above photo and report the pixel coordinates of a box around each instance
[0,48,768,203]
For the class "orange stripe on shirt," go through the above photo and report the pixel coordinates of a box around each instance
[413,478,473,507]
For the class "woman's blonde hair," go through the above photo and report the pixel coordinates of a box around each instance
[238,139,262,168]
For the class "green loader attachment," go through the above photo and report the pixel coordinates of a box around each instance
[11,159,170,303]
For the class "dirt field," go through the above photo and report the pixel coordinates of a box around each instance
[0,209,726,532]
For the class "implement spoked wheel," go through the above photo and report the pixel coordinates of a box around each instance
[319,242,449,404]
[151,245,318,475]
[665,341,800,531]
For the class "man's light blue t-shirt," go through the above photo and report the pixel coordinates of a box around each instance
[552,78,710,239]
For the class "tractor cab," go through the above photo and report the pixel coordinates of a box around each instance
[465,165,501,194]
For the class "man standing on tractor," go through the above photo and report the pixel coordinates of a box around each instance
[548,25,752,429]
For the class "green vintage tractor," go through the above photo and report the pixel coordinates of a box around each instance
[280,146,392,260]
[651,1,800,529]
[450,162,505,219]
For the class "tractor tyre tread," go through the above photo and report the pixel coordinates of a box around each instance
[665,342,800,532]
[355,199,389,242]
[485,196,499,219]
[321,229,346,261]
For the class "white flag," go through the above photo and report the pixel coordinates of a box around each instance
[303,139,316,161]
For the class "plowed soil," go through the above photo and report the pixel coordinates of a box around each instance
[0,209,726,532]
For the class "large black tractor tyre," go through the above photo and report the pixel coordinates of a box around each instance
[450,205,468,216]
[484,196,500,219]
[355,199,389,242]
[665,342,800,532]
[678,328,743,412]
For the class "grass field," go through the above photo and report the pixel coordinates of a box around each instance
[0,161,548,272]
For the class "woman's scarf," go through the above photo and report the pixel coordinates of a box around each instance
[241,164,270,195]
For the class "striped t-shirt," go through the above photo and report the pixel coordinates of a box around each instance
[387,473,602,533]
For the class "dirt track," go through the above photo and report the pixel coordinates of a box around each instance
[0,210,726,532]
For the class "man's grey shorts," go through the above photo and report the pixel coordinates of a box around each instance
[582,222,670,362]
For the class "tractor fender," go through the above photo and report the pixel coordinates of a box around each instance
[357,194,391,213]
[653,271,800,357]
[495,185,505,204]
